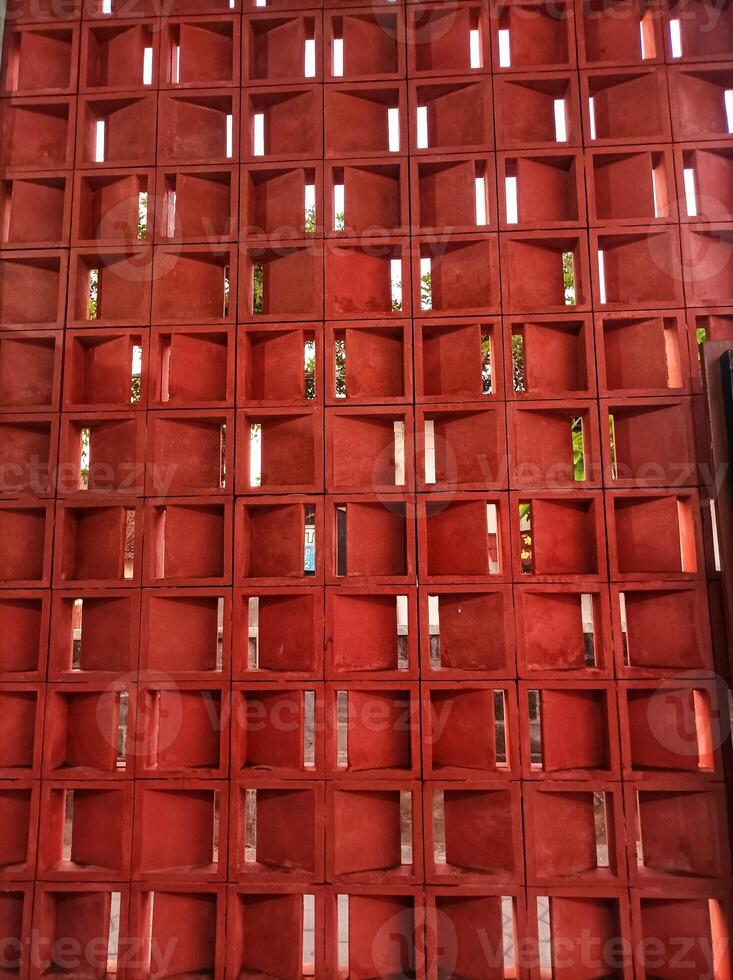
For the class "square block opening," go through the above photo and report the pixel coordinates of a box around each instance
[236,498,321,582]
[579,0,661,65]
[0,504,49,586]
[244,86,321,161]
[246,14,320,84]
[608,491,699,578]
[243,164,320,237]
[426,784,520,883]
[500,151,582,226]
[493,0,574,70]
[158,91,235,164]
[64,330,146,410]
[428,892,521,980]
[421,495,506,580]
[327,240,408,319]
[514,491,603,580]
[678,143,733,222]
[589,147,675,224]
[636,895,730,977]
[327,407,412,492]
[508,401,600,488]
[232,783,322,880]
[328,498,411,582]
[326,160,406,236]
[327,588,417,677]
[158,167,236,242]
[161,18,237,86]
[233,686,321,776]
[326,8,402,81]
[227,888,321,980]
[328,685,418,776]
[328,783,420,882]
[331,892,418,980]
[74,170,153,245]
[0,784,36,877]
[38,783,130,877]
[142,590,227,677]
[669,64,733,140]
[0,593,47,678]
[421,587,513,677]
[623,683,718,775]
[0,416,56,496]
[239,325,320,406]
[144,498,230,586]
[494,73,579,149]
[682,226,733,306]
[507,316,592,398]
[129,887,223,980]
[152,246,235,324]
[69,248,152,327]
[239,243,322,322]
[43,685,133,777]
[604,399,696,487]
[416,319,500,401]
[33,886,129,978]
[49,591,139,679]
[235,588,321,678]
[5,0,81,19]
[1,26,77,94]
[0,98,73,170]
[501,233,589,313]
[133,783,224,877]
[78,94,156,167]
[417,235,500,315]
[59,414,144,495]
[523,684,617,778]
[81,22,157,90]
[407,3,488,75]
[56,501,139,586]
[515,586,610,676]
[150,327,232,407]
[0,251,65,328]
[411,78,493,153]
[424,685,516,777]
[667,0,733,61]
[584,68,670,144]
[418,405,506,490]
[238,409,322,494]
[0,174,69,247]
[413,155,495,233]
[147,411,232,495]
[325,84,404,157]
[594,229,684,309]
[597,313,688,395]
[0,689,39,774]
[327,322,409,404]
[528,892,629,974]
[137,685,225,776]
[0,333,60,411]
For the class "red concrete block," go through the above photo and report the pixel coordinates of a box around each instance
[43,681,136,779]
[326,780,423,883]
[149,326,233,408]
[0,332,62,412]
[668,63,733,141]
[0,250,68,330]
[519,681,621,780]
[156,166,237,244]
[72,168,155,246]
[618,680,724,780]
[37,780,132,879]
[158,89,237,164]
[58,411,145,496]
[515,583,612,678]
[237,407,324,494]
[325,157,408,237]
[605,488,702,581]
[146,409,233,496]
[128,884,226,980]
[324,5,405,82]
[600,397,697,488]
[0,780,38,880]
[414,233,501,316]
[238,323,322,407]
[326,405,413,493]
[244,11,322,85]
[132,779,228,880]
[508,399,601,489]
[0,172,71,248]
[326,237,411,319]
[406,3,490,77]
[79,20,159,92]
[77,92,157,168]
[595,311,691,397]
[688,308,733,392]
[160,15,240,88]
[63,328,148,411]
[611,582,715,678]
[233,586,324,681]
[625,778,730,887]
[235,496,323,585]
[0,413,58,497]
[67,246,153,328]
[142,496,233,587]
[141,588,229,681]
[501,230,591,313]
[325,320,412,405]
[681,224,733,307]
[675,141,733,224]
[325,681,420,777]
[0,96,75,171]
[414,317,503,402]
[0,685,43,777]
[49,588,140,681]
[325,81,406,158]
[0,884,32,980]
[591,227,685,310]
[418,492,510,583]
[577,0,664,67]
[0,591,49,680]
[5,0,80,21]
[498,148,585,229]
[494,71,581,150]
[422,682,519,778]
[326,494,416,585]
[0,500,53,588]
[491,0,576,71]
[238,240,324,322]
[523,781,626,887]
[580,66,671,145]
[423,781,524,885]
[665,0,733,62]
[418,584,515,679]
[587,145,677,228]
[1,24,79,95]
[505,314,596,400]
[411,153,496,234]
[242,83,322,162]
[410,75,494,154]
[325,586,417,679]
[230,778,325,882]
[152,244,237,325]
[416,403,508,490]
[242,161,322,238]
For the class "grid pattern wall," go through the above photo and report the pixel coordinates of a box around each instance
[0,0,732,976]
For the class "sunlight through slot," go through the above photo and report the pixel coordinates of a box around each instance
[553,99,567,142]
[651,167,660,218]
[95,120,106,162]
[226,115,233,158]
[253,114,265,156]
[683,167,698,216]
[249,424,262,487]
[505,176,518,224]
[475,172,487,225]
[337,896,349,972]
[143,47,153,85]
[725,90,733,133]
[107,893,121,975]
[394,421,405,485]
[332,37,344,76]
[304,38,316,77]
[131,344,142,404]
[594,792,609,866]
[588,97,597,139]
[172,45,181,84]
[597,250,607,304]
[303,896,315,977]
[417,105,428,148]
[424,419,436,484]
[469,28,481,67]
[304,183,316,231]
[137,192,148,239]
[498,28,511,66]
[388,107,400,151]
[669,19,683,57]
[102,0,112,12]
[390,258,403,311]
[333,183,345,230]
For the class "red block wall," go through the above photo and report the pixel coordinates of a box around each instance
[0,0,732,976]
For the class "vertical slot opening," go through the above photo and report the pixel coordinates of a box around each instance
[336,505,347,577]
[332,31,344,77]
[393,421,405,486]
[79,427,91,490]
[677,498,696,573]
[226,114,233,158]
[502,897,517,976]
[252,264,264,315]
[1,181,13,244]
[143,893,155,976]
[619,591,629,665]
[244,788,257,861]
[432,788,446,864]
[223,265,230,317]
[396,595,409,669]
[333,169,345,231]
[594,791,610,867]
[571,415,585,481]
[253,113,265,156]
[528,689,543,768]
[87,268,100,320]
[95,120,106,162]
[304,690,316,769]
[536,896,552,974]
[428,594,440,669]
[212,792,220,864]
[130,343,142,404]
[165,179,177,238]
[387,107,400,152]
[608,412,617,479]
[519,501,532,573]
[424,418,436,484]
[247,596,259,669]
[416,105,428,149]
[303,896,315,977]
[669,18,683,57]
[663,319,682,387]
[639,12,656,60]
[107,892,121,976]
[136,191,148,240]
[505,161,518,224]
[553,99,568,142]
[219,423,227,488]
[334,332,346,397]
[474,163,488,225]
[62,789,74,861]
[481,330,492,394]
[683,158,698,217]
[420,256,432,310]
[588,96,597,139]
[581,593,596,667]
[693,689,714,770]
[304,336,316,399]
[117,690,129,769]
[563,251,576,305]
[400,790,412,865]
[153,506,166,579]
[486,503,500,574]
[160,335,171,402]
[304,505,316,576]
[336,689,348,767]
[142,47,154,85]
[498,28,511,67]
[337,896,349,972]
[101,0,112,12]
[494,689,507,766]
[72,598,83,669]
[597,249,606,304]
[216,597,224,671]
[390,257,403,311]
[304,38,316,78]
[304,180,316,232]
[469,20,482,68]
[710,499,722,572]
[725,90,733,133]
[124,509,136,579]
[171,40,181,84]
[512,331,526,393]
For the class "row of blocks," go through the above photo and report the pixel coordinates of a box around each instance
[0,315,725,411]
[3,882,732,979]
